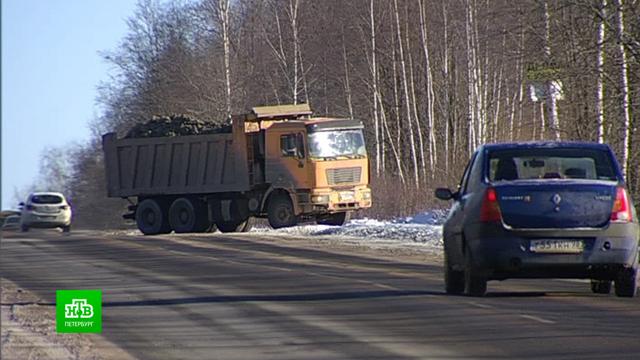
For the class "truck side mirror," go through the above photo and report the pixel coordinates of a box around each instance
[296,133,305,159]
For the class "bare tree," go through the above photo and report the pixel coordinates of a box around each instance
[596,0,607,143]
[393,0,419,188]
[614,0,631,177]
[543,0,561,140]
[218,0,232,118]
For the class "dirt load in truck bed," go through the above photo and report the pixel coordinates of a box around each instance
[124,114,232,139]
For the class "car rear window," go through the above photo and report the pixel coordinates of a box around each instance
[31,195,64,204]
[488,148,618,182]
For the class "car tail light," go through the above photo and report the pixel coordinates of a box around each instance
[60,205,69,210]
[480,187,502,223]
[611,187,632,223]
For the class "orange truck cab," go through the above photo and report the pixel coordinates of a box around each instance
[241,104,372,228]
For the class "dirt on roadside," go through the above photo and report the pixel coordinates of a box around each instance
[1,278,135,360]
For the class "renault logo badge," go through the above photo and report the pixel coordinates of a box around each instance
[552,194,562,205]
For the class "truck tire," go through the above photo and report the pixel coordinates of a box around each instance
[136,199,171,235]
[317,212,351,226]
[216,217,254,233]
[169,198,200,233]
[267,195,297,229]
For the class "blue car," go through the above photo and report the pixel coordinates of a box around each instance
[435,142,639,297]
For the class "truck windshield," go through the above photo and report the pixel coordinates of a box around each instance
[308,130,366,159]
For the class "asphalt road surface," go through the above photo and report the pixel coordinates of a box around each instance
[2,230,639,359]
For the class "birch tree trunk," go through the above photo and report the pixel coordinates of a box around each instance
[217,0,232,118]
[543,0,561,140]
[369,0,381,176]
[342,32,354,119]
[418,0,436,177]
[441,1,451,174]
[288,0,300,104]
[596,0,607,143]
[407,28,427,180]
[391,30,402,159]
[614,0,631,177]
[393,0,419,188]
[465,0,477,154]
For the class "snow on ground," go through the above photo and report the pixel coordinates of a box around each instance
[253,210,447,252]
[102,209,448,253]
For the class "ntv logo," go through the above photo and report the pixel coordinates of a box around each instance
[64,299,94,319]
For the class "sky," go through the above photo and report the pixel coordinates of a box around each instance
[2,0,137,209]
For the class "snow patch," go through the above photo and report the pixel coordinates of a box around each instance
[252,210,446,251]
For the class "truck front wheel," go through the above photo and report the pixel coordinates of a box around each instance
[136,199,171,235]
[267,195,297,229]
[317,212,351,226]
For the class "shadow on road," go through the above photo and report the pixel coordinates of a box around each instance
[100,289,442,307]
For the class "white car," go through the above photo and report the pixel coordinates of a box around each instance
[20,192,72,232]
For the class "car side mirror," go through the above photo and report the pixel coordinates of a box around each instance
[435,188,455,201]
[19,202,24,207]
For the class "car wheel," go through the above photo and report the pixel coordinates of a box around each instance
[614,267,638,298]
[62,225,71,233]
[590,280,612,294]
[464,246,487,297]
[317,212,351,226]
[267,194,297,229]
[444,250,464,295]
[21,225,29,232]
[136,199,171,235]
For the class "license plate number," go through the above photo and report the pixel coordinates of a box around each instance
[530,240,584,253]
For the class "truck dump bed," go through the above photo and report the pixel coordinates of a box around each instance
[102,130,250,198]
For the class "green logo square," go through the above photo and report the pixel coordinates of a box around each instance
[56,290,102,333]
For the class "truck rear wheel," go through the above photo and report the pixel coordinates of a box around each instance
[216,217,254,233]
[136,199,171,235]
[267,195,297,229]
[317,212,351,226]
[169,198,201,233]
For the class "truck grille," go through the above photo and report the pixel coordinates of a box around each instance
[326,167,362,185]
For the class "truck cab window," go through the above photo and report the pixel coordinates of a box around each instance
[280,134,298,157]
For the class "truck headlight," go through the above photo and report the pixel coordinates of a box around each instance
[311,195,330,204]
[362,190,372,200]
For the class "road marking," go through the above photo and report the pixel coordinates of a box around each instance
[519,314,556,324]
[556,279,589,284]
[467,301,495,309]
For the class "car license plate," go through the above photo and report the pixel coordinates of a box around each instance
[530,239,584,253]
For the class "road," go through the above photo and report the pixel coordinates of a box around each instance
[1,229,639,359]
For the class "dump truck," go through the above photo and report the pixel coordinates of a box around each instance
[102,104,372,235]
